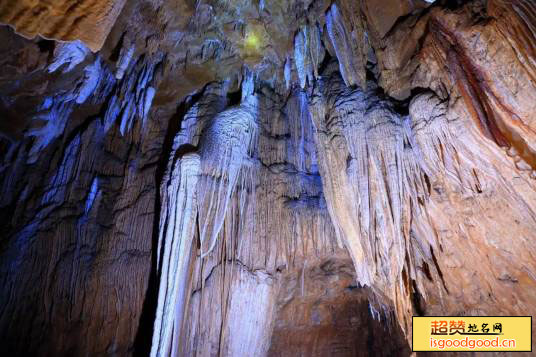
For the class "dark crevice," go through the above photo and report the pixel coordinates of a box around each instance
[36,38,55,58]
[317,49,333,76]
[411,280,425,316]
[226,87,242,107]
[430,246,449,294]
[387,87,432,116]
[423,172,431,195]
[439,0,471,11]
[421,261,433,281]
[365,66,378,82]
[109,32,126,63]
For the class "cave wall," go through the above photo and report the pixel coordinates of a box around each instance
[0,0,535,356]
[268,258,409,357]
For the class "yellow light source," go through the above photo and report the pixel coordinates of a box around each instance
[245,32,260,51]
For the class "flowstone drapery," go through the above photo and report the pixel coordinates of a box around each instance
[150,78,259,356]
[151,153,200,357]
[197,104,258,258]
[308,65,441,335]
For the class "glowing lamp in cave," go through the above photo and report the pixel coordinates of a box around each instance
[244,32,261,51]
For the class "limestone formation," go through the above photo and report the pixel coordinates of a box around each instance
[152,153,200,357]
[0,0,535,356]
[309,66,430,336]
[0,0,126,51]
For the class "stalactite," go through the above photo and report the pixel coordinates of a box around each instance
[284,57,291,90]
[196,84,258,258]
[294,28,312,89]
[308,22,324,79]
[84,177,99,214]
[104,56,162,136]
[308,65,447,337]
[116,44,135,80]
[293,22,324,90]
[47,41,90,74]
[26,99,76,164]
[149,80,255,357]
[325,3,366,89]
[151,153,200,357]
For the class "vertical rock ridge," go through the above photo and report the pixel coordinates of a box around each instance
[151,153,200,357]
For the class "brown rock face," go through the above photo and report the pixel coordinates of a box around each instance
[0,0,127,52]
[269,258,409,357]
[0,0,535,356]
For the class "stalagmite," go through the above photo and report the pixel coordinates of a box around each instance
[151,153,201,357]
